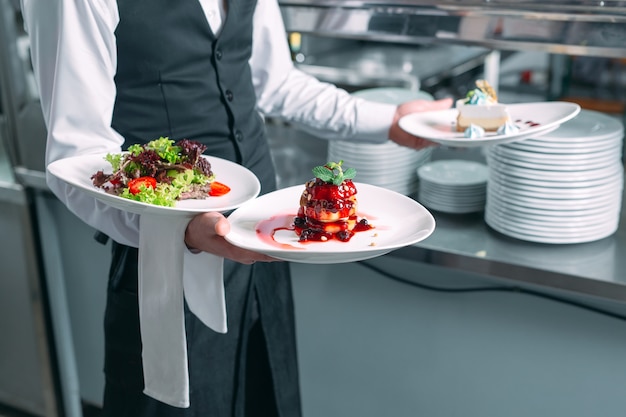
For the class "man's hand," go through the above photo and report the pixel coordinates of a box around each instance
[185,211,277,264]
[388,98,453,149]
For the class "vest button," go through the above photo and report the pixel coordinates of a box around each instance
[215,49,223,60]
[234,130,243,142]
[225,90,234,101]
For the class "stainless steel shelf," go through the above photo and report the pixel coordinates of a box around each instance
[279,0,626,58]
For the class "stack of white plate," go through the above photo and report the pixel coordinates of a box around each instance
[328,88,434,196]
[485,109,624,244]
[417,159,489,213]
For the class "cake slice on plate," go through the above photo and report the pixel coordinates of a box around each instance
[456,80,510,133]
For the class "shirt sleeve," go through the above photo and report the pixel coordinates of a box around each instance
[250,0,397,143]
[21,0,141,247]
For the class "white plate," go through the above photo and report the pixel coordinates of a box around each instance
[419,191,486,202]
[398,101,580,147]
[491,144,620,162]
[487,156,623,181]
[485,215,618,244]
[523,109,623,141]
[488,174,621,198]
[225,183,436,264]
[419,181,487,192]
[485,201,620,224]
[418,160,488,186]
[486,196,618,216]
[485,209,619,235]
[419,189,486,202]
[328,143,428,156]
[486,150,617,171]
[47,153,261,217]
[486,215,616,235]
[419,200,485,214]
[328,151,432,167]
[505,134,623,152]
[488,168,623,189]
[485,205,620,227]
[487,183,620,207]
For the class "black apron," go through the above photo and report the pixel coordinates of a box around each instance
[102,1,302,415]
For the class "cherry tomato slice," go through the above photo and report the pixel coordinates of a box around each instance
[209,181,231,196]
[128,176,157,195]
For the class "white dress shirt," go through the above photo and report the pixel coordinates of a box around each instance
[21,0,396,248]
[20,0,399,407]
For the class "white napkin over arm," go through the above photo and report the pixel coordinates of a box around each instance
[138,213,227,408]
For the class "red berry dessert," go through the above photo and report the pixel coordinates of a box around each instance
[294,161,370,242]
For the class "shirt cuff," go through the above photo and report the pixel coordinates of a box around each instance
[353,100,397,143]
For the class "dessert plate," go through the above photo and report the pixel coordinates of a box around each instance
[225,183,436,264]
[398,101,580,147]
[47,153,261,217]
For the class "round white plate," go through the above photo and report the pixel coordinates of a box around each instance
[488,170,622,194]
[488,168,623,189]
[420,195,484,207]
[419,200,485,214]
[486,196,619,217]
[419,188,486,201]
[505,134,623,152]
[486,151,617,171]
[485,208,619,236]
[47,153,261,216]
[490,144,620,162]
[486,216,616,236]
[485,200,620,223]
[487,183,620,208]
[485,201,620,224]
[522,109,623,142]
[225,183,436,264]
[418,160,488,186]
[328,152,432,167]
[328,141,429,155]
[327,154,430,170]
[487,156,623,181]
[419,188,486,200]
[485,216,618,244]
[398,101,580,147]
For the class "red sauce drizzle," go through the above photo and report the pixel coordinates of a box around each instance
[255,212,374,249]
[255,213,304,250]
[516,119,541,128]
[294,215,373,243]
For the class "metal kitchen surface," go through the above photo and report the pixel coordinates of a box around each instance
[279,0,626,58]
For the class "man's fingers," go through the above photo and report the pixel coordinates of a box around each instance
[213,215,230,237]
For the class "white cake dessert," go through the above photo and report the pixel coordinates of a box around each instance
[456,80,510,133]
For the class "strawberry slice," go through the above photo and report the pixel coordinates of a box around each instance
[209,181,231,196]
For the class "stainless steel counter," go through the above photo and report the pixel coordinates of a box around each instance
[279,0,626,59]
[266,122,626,303]
[392,203,626,302]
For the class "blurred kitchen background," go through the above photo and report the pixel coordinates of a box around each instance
[2,1,626,416]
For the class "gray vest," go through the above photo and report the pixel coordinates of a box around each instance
[112,0,276,193]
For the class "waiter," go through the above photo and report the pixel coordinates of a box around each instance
[21,0,452,415]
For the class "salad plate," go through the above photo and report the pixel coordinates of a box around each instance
[47,153,261,216]
[225,183,436,264]
[398,101,580,147]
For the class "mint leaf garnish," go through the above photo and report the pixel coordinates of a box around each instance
[312,160,356,185]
